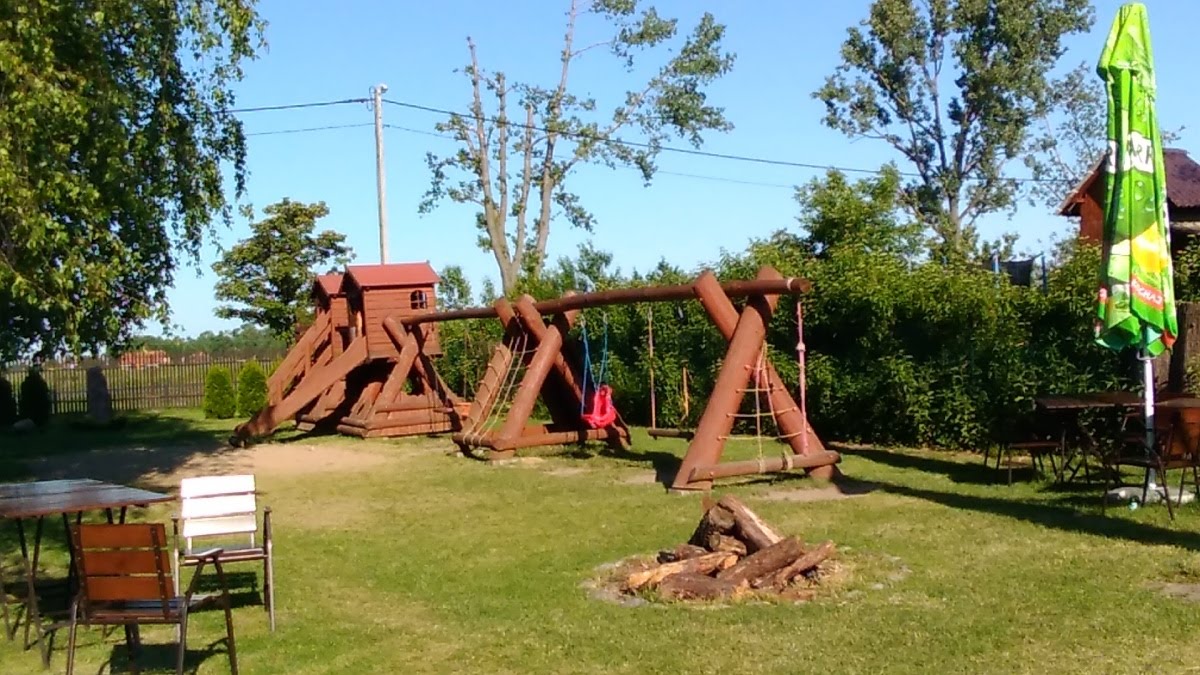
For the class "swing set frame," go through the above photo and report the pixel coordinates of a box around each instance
[400,265,841,490]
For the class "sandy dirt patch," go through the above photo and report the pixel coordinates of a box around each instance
[27,440,394,489]
[761,480,880,503]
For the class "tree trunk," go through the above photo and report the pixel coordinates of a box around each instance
[716,537,804,586]
[657,573,746,601]
[625,551,738,591]
[716,495,782,553]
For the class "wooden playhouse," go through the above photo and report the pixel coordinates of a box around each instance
[239,262,467,442]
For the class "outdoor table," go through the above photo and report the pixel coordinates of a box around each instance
[0,479,173,667]
[1035,393,1141,483]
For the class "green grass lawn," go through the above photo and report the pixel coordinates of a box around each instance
[4,412,1200,673]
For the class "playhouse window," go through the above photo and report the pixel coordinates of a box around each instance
[410,290,428,310]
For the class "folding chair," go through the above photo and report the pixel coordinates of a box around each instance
[66,523,238,674]
[172,475,275,631]
[1101,410,1200,521]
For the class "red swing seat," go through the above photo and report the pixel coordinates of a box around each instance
[582,384,618,429]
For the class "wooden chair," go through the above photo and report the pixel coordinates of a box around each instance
[987,406,1061,484]
[1101,410,1200,521]
[66,523,238,674]
[172,475,275,631]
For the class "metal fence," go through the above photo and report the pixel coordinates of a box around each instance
[1,357,281,415]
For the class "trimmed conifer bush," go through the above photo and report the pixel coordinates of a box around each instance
[236,361,269,418]
[18,368,52,427]
[204,366,237,419]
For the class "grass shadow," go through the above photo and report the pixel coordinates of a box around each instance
[875,479,1200,552]
[105,636,235,675]
[6,411,240,492]
[837,445,999,486]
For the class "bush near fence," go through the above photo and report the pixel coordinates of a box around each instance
[0,357,281,416]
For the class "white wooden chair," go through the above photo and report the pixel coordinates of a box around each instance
[172,475,275,631]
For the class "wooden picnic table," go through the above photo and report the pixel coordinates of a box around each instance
[0,479,173,668]
[1034,392,1142,483]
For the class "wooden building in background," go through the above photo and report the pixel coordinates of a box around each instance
[1059,147,1200,254]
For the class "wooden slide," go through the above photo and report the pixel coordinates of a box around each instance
[233,336,369,443]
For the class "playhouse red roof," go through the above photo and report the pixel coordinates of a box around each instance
[345,262,440,289]
[313,273,344,298]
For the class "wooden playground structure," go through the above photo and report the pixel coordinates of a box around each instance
[235,263,840,491]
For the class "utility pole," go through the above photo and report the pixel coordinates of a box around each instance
[372,83,389,263]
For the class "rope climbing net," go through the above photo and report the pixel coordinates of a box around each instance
[460,330,534,444]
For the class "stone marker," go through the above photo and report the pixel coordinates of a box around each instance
[87,366,113,424]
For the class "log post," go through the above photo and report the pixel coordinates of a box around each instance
[492,324,563,450]
[514,297,584,424]
[694,268,834,479]
[462,299,519,433]
[672,297,773,491]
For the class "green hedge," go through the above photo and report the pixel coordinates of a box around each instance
[0,377,16,428]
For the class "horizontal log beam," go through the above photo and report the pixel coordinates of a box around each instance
[648,428,696,440]
[684,451,842,487]
[453,427,616,451]
[400,273,810,326]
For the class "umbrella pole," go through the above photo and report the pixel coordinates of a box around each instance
[1142,332,1158,492]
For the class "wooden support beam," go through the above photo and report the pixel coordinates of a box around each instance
[513,297,584,421]
[672,298,773,491]
[694,268,831,478]
[493,324,562,444]
[687,451,841,484]
[400,275,811,326]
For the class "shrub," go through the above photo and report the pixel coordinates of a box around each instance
[204,366,237,419]
[236,361,269,417]
[18,368,52,427]
[0,377,17,428]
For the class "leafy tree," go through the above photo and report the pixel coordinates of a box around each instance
[437,266,474,310]
[236,361,268,418]
[18,368,52,427]
[420,0,735,294]
[814,0,1093,259]
[0,1,266,361]
[796,165,924,259]
[212,199,354,339]
[203,366,237,419]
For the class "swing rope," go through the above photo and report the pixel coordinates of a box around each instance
[579,313,610,414]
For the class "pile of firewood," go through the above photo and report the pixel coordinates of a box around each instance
[623,494,835,602]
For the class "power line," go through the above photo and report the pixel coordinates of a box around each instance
[381,97,1068,184]
[230,98,368,114]
[384,121,796,187]
[246,123,372,135]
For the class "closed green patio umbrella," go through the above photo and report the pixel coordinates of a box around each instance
[1095,2,1177,490]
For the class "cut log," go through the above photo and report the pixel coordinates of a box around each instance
[625,551,738,591]
[657,544,709,564]
[717,495,782,553]
[657,573,746,602]
[706,534,748,557]
[687,504,736,549]
[716,536,804,586]
[764,540,836,590]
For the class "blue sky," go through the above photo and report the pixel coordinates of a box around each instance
[164,0,1200,337]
